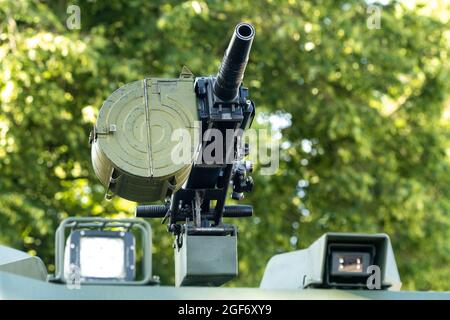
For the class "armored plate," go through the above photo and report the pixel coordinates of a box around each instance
[2,268,449,299]
[91,76,199,202]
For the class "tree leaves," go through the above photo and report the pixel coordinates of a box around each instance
[0,0,449,290]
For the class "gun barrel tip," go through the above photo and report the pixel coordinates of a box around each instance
[235,22,255,40]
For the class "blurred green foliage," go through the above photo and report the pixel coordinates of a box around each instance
[0,0,449,290]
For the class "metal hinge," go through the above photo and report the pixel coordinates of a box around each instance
[89,124,117,144]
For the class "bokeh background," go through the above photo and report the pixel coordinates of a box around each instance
[0,0,449,290]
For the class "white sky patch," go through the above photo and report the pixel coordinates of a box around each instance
[301,139,313,153]
[365,0,391,5]
[1,81,15,103]
[82,105,97,124]
[257,112,292,131]
[304,42,315,51]
[191,1,203,14]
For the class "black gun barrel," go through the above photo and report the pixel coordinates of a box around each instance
[213,22,255,101]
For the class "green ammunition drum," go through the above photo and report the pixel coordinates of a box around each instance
[91,76,199,203]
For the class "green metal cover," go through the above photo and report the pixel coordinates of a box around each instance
[91,76,199,202]
[0,246,47,281]
[260,233,401,290]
